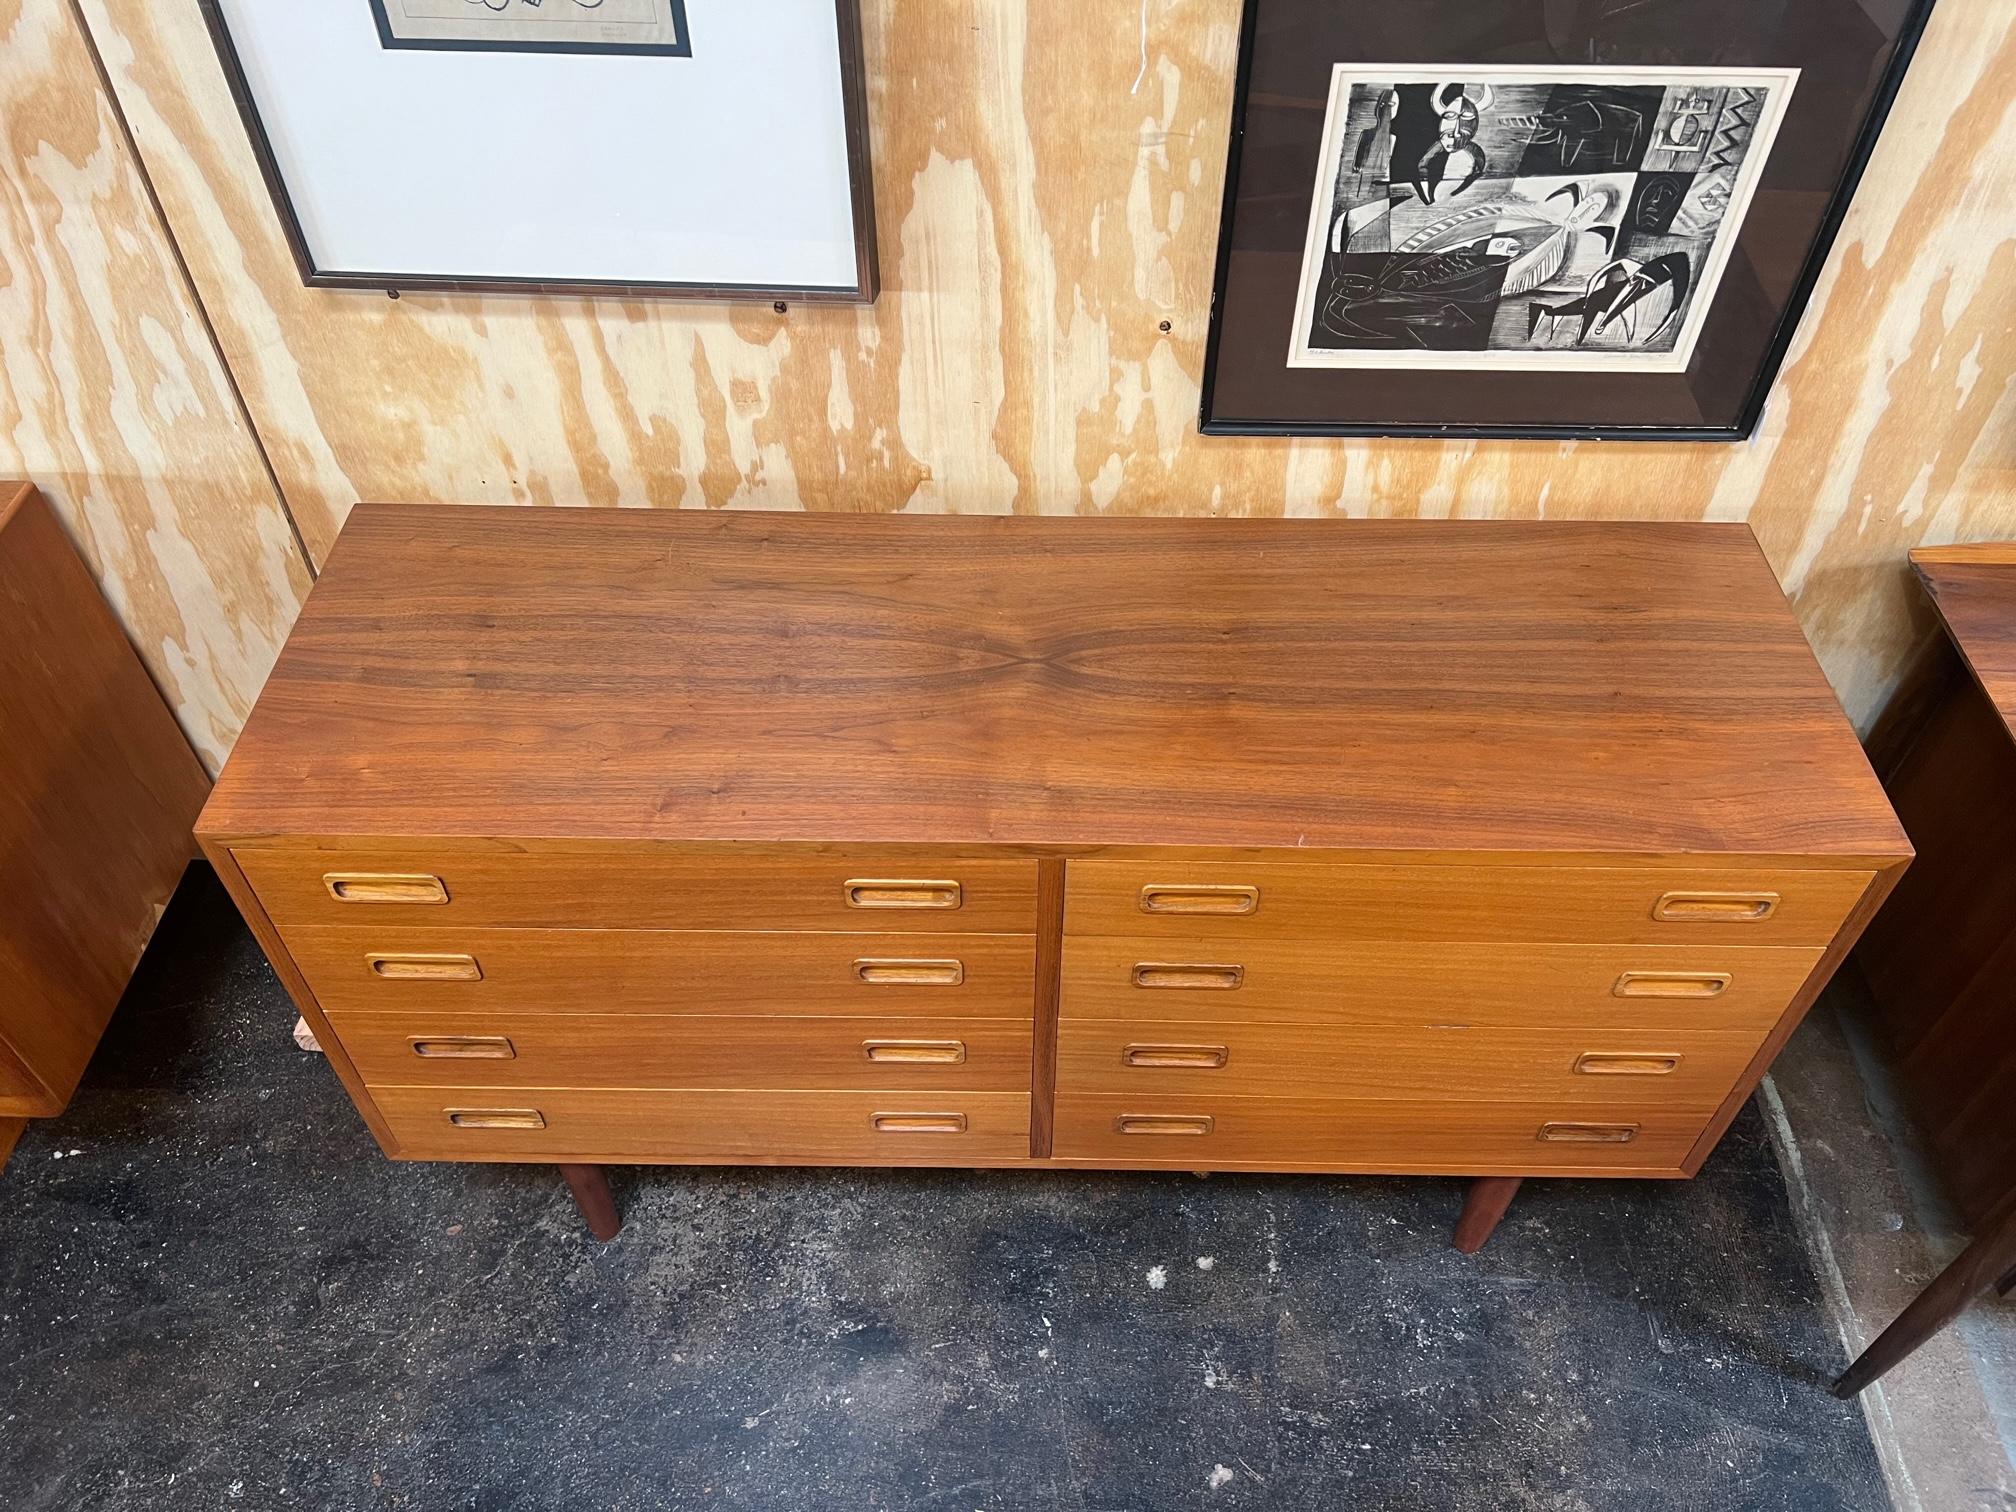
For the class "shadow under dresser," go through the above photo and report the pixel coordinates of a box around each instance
[197,507,1909,1245]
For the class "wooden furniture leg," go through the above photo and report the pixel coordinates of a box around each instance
[559,1163,623,1241]
[1833,1201,2016,1395]
[0,1118,24,1176]
[1453,1176,1523,1253]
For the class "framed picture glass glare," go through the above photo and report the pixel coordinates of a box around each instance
[1200,0,1937,439]
[200,0,878,303]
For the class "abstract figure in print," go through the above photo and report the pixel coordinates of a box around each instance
[1289,66,1795,371]
[1414,83,1495,202]
[1529,251,1691,346]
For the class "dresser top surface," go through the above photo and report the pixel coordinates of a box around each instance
[201,507,1905,859]
[1913,545,2016,738]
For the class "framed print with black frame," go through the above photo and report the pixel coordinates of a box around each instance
[1200,0,1937,439]
[200,0,877,303]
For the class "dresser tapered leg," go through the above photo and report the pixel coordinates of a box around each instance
[560,1163,623,1241]
[1453,1176,1522,1253]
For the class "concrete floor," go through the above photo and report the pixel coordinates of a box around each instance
[1,867,1894,1511]
[1765,982,2016,1512]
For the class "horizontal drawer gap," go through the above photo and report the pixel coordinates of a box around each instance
[365,1081,1036,1095]
[295,926,1039,940]
[334,1020,1040,1032]
[1056,1014,1786,1029]
[1064,933,1835,949]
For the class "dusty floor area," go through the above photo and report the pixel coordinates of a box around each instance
[1766,981,2016,1512]
[1,867,1887,1511]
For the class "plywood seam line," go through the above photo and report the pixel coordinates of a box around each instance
[61,0,317,583]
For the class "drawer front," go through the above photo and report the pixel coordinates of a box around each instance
[286,926,1035,1019]
[1052,1093,1703,1174]
[1066,860,1870,946]
[236,847,1038,934]
[1056,1020,1760,1107]
[1062,938,1821,1030]
[334,1012,1032,1091]
[372,1086,1031,1162]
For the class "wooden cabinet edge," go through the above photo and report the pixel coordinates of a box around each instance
[1678,857,1912,1176]
[193,832,1909,870]
[199,839,405,1157]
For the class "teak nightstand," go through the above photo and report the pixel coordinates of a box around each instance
[198,508,1909,1244]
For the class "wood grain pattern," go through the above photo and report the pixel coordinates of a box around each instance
[230,845,1039,935]
[1067,860,1876,946]
[1912,546,2016,733]
[1682,864,1905,1175]
[371,1086,1033,1163]
[1856,555,2016,1226]
[284,925,1035,1019]
[67,0,2016,740]
[1062,937,1824,1031]
[1050,1093,1705,1176]
[0,0,308,771]
[331,1012,1034,1092]
[1859,683,2016,1061]
[1054,1019,1763,1107]
[206,510,1896,1185]
[0,483,211,1118]
[199,509,1904,860]
[1030,855,1064,1159]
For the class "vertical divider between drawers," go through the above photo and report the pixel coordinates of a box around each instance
[1030,858,1066,1159]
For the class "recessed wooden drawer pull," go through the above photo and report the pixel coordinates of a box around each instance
[1131,963,1245,990]
[870,1111,968,1133]
[844,879,962,910]
[367,952,483,982]
[445,1107,545,1130]
[324,872,449,905]
[1139,884,1259,916]
[1652,891,1779,922]
[853,958,965,986]
[1574,1052,1682,1076]
[1612,971,1730,998]
[1114,1113,1215,1136]
[1537,1121,1639,1143]
[1123,1044,1230,1069]
[411,1036,516,1060]
[862,1040,968,1064]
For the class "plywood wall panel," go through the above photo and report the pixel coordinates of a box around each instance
[79,0,2014,733]
[0,0,308,770]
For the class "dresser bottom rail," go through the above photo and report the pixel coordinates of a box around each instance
[368,1084,1702,1177]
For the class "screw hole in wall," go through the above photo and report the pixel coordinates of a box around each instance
[774,301,789,314]
[1158,320,1171,333]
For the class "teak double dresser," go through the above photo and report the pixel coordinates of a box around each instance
[198,508,1909,1246]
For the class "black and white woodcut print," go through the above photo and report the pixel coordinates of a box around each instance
[369,0,690,55]
[1288,66,1796,371]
